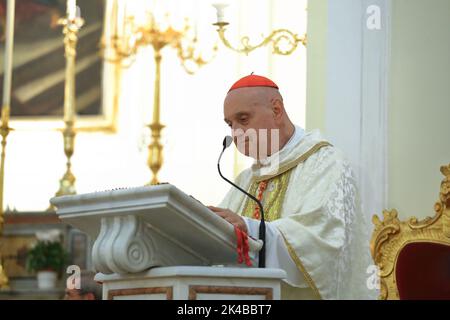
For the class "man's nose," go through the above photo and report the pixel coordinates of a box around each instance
[233,132,251,149]
[231,127,244,141]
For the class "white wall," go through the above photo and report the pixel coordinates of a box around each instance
[306,0,390,221]
[305,0,327,134]
[388,0,450,219]
[306,0,450,220]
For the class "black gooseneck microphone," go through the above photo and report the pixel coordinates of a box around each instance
[217,136,266,268]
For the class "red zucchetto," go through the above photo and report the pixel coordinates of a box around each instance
[228,74,279,93]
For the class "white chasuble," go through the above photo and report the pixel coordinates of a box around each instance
[218,127,377,300]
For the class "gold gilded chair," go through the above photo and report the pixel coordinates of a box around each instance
[370,164,450,300]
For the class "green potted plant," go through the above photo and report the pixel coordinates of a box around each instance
[26,230,68,289]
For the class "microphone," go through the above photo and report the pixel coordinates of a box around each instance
[217,135,266,268]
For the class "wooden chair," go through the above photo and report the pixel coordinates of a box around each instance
[370,164,450,299]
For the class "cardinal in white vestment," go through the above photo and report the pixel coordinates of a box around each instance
[207,74,378,300]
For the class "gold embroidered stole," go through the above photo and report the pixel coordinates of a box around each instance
[241,141,332,221]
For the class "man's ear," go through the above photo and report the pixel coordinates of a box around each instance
[271,98,284,120]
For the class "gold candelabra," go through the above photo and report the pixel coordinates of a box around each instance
[101,19,138,68]
[0,0,16,290]
[0,107,12,289]
[110,11,216,185]
[212,4,307,56]
[52,14,84,201]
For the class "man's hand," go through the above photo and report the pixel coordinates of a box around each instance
[207,206,248,234]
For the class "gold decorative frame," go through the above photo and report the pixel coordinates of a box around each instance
[370,163,450,300]
[5,1,120,133]
[22,58,120,133]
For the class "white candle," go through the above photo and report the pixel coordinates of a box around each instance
[194,0,199,38]
[76,5,81,19]
[111,0,118,37]
[2,0,15,110]
[123,1,128,34]
[115,0,125,38]
[67,0,77,20]
[212,3,228,23]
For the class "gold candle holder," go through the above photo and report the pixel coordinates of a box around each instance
[141,18,216,185]
[0,0,16,290]
[136,18,184,185]
[52,15,84,202]
[102,2,218,185]
[0,106,12,289]
[112,12,216,185]
[214,22,306,55]
[212,4,306,56]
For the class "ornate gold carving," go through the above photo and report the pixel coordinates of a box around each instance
[439,164,450,237]
[370,163,450,299]
[440,164,450,205]
[214,23,307,56]
[371,210,401,278]
[188,285,273,300]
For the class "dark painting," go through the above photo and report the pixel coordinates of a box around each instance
[0,0,105,118]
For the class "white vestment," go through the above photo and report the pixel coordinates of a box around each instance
[219,127,377,300]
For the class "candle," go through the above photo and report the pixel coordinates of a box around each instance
[111,0,118,37]
[123,1,127,34]
[212,2,228,24]
[194,0,199,38]
[115,0,126,38]
[2,0,16,111]
[76,5,81,19]
[67,0,76,20]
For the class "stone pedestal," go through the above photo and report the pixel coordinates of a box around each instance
[51,185,287,300]
[95,266,286,300]
[51,184,263,272]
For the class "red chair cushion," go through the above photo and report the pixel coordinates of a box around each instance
[396,242,450,300]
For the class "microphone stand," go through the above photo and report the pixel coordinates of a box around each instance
[217,137,266,268]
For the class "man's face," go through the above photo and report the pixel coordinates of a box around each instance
[224,87,281,159]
